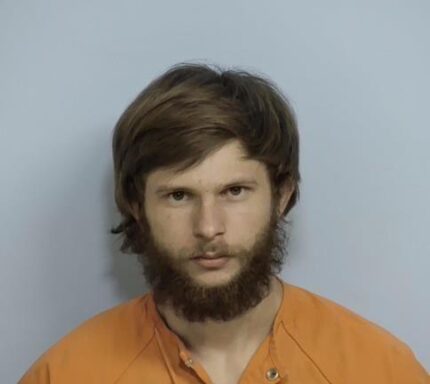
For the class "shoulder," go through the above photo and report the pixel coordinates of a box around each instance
[19,294,155,384]
[280,283,428,383]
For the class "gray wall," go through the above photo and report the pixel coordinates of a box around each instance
[1,1,429,381]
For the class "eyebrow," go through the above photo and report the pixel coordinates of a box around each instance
[154,178,259,195]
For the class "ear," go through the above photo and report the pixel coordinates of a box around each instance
[130,201,141,221]
[277,181,295,217]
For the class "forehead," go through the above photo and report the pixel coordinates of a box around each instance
[145,140,269,191]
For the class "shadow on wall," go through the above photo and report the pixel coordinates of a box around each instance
[103,170,149,301]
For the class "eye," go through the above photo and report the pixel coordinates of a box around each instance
[225,186,250,198]
[167,190,188,202]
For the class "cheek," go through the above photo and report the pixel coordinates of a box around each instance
[226,201,272,246]
[149,210,192,248]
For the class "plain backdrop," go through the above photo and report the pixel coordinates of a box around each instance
[1,1,429,381]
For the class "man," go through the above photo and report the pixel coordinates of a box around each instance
[20,63,428,383]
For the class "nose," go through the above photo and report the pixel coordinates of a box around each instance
[192,197,225,241]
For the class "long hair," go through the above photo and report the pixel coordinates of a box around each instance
[111,62,300,255]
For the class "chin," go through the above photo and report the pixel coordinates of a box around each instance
[181,257,243,288]
[189,269,240,288]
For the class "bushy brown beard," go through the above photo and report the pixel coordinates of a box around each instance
[137,206,288,322]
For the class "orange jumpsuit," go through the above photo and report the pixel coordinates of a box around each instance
[19,280,429,383]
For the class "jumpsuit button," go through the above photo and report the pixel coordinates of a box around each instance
[266,367,280,381]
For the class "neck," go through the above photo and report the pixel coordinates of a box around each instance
[156,275,284,354]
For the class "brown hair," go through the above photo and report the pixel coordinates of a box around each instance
[111,62,300,255]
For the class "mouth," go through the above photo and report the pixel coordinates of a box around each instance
[191,254,230,269]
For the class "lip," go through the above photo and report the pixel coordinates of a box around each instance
[194,252,219,258]
[191,255,230,269]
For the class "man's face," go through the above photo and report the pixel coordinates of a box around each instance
[139,140,293,321]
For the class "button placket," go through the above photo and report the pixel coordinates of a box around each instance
[266,329,289,382]
[179,350,214,384]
